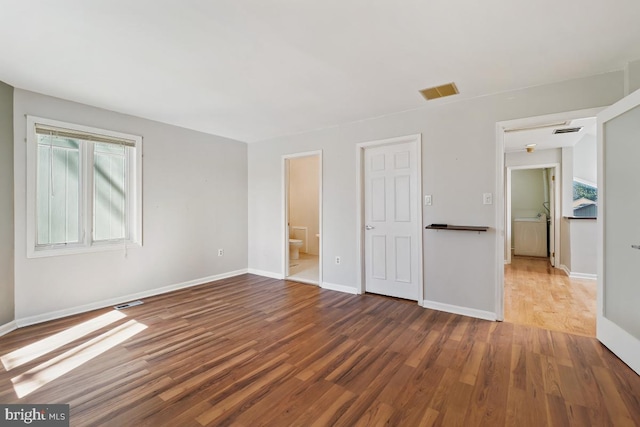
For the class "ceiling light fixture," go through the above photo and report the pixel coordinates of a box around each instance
[525,143,536,153]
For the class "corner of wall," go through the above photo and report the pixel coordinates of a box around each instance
[0,80,15,326]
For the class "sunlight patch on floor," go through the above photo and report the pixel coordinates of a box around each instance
[1,310,127,371]
[11,319,146,398]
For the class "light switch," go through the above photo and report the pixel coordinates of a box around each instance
[425,195,432,206]
[483,193,493,205]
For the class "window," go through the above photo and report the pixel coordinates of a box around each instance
[27,116,142,257]
[572,178,597,217]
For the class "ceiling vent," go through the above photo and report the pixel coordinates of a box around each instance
[419,82,459,101]
[553,127,583,134]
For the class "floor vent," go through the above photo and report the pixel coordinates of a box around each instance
[553,127,583,134]
[114,300,144,310]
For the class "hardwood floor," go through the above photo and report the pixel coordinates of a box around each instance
[1,274,638,426]
[505,256,597,336]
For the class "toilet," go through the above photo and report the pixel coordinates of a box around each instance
[289,239,303,260]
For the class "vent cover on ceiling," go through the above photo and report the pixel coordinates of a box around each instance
[553,127,583,134]
[419,82,459,101]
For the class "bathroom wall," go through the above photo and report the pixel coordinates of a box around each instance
[289,155,320,255]
[511,168,546,249]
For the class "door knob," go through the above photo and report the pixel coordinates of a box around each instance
[365,225,375,230]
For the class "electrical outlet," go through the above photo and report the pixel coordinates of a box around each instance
[424,195,432,206]
[483,193,493,205]
[335,256,341,265]
[217,249,224,256]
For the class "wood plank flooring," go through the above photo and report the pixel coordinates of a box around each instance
[505,256,596,336]
[1,274,638,426]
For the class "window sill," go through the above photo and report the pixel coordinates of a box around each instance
[27,241,142,259]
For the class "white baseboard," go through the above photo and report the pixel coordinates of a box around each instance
[247,269,284,280]
[15,269,248,328]
[422,299,497,321]
[558,264,596,280]
[569,272,597,280]
[321,282,359,295]
[0,321,18,337]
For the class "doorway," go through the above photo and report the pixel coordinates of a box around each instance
[283,151,322,285]
[496,108,602,334]
[505,165,559,266]
[356,134,423,301]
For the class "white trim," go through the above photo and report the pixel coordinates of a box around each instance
[25,115,143,258]
[495,107,605,323]
[559,264,571,276]
[495,123,505,320]
[321,282,359,295]
[422,300,497,321]
[248,268,285,280]
[569,272,597,280]
[355,134,423,302]
[15,269,248,328]
[597,317,640,375]
[282,151,323,285]
[0,321,18,337]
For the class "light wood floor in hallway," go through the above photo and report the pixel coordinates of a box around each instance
[1,274,638,426]
[505,256,596,336]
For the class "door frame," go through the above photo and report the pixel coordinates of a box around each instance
[505,164,560,265]
[355,134,423,302]
[282,150,323,285]
[597,88,640,375]
[495,107,603,321]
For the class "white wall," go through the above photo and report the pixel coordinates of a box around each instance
[629,59,640,94]
[505,148,561,168]
[289,156,320,255]
[573,133,597,185]
[561,218,571,271]
[0,81,14,325]
[13,90,248,321]
[511,169,545,249]
[568,219,597,276]
[248,71,624,314]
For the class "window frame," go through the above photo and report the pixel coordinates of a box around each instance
[26,116,143,258]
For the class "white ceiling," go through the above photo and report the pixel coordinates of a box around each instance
[0,1,639,143]
[504,117,597,153]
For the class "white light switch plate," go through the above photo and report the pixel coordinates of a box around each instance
[483,193,493,205]
[425,195,432,206]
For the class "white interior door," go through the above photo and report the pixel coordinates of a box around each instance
[364,141,420,300]
[549,169,555,266]
[598,88,640,375]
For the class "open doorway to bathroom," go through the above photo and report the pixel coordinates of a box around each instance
[283,152,322,285]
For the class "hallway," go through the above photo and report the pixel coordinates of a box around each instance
[505,256,596,336]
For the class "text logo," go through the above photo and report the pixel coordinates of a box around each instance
[0,405,69,426]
